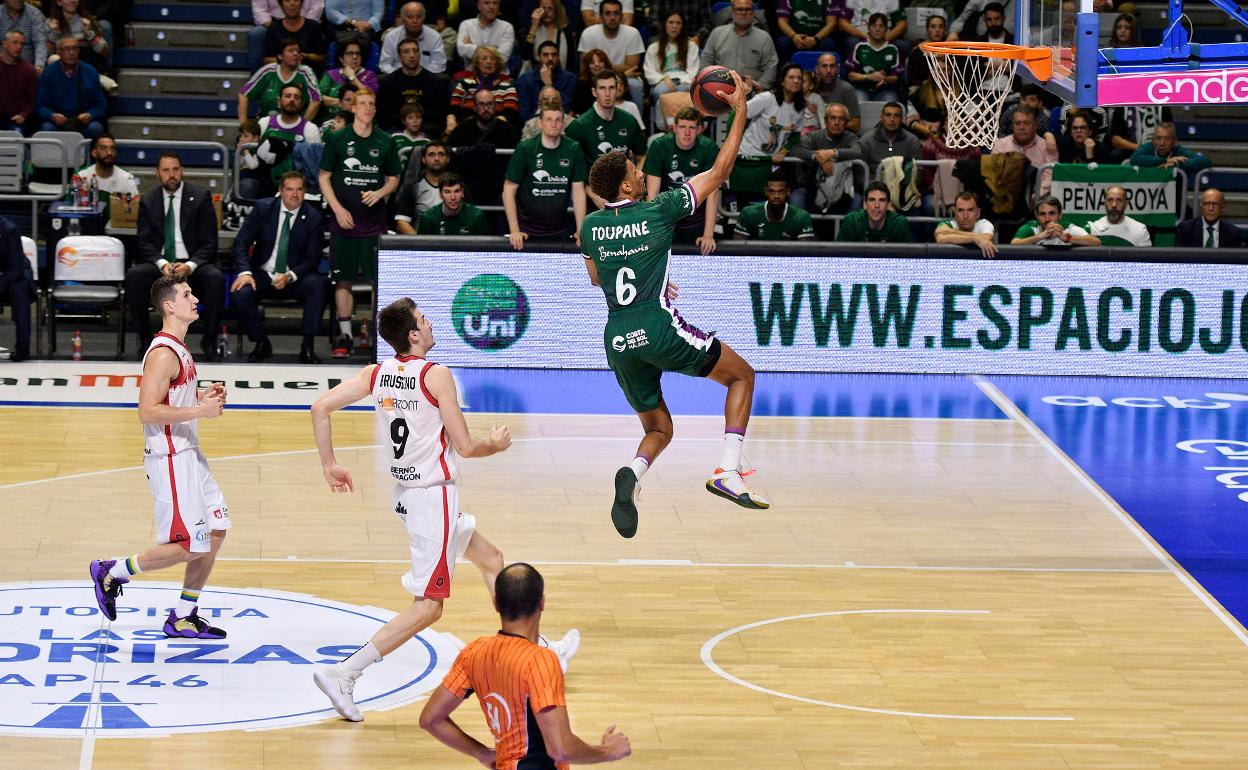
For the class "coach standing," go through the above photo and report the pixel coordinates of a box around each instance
[125,152,225,359]
[318,88,399,359]
[230,171,327,363]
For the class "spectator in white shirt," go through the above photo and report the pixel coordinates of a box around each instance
[1088,185,1152,247]
[581,0,632,27]
[577,0,644,109]
[457,0,515,64]
[934,192,998,257]
[76,133,140,197]
[380,2,447,74]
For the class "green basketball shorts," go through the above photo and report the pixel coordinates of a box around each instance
[330,234,378,282]
[604,301,721,413]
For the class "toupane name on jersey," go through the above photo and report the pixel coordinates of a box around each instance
[590,221,651,241]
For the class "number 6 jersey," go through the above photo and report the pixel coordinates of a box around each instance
[370,355,459,488]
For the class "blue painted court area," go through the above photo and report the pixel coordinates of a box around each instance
[458,368,1248,634]
[992,375,1248,631]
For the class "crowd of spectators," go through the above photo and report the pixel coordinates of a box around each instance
[163,0,1228,254]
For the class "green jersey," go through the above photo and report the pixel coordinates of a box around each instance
[319,123,401,237]
[241,63,321,118]
[565,107,646,165]
[785,0,832,35]
[580,184,698,314]
[417,203,490,235]
[642,133,717,233]
[505,135,588,236]
[391,132,429,170]
[835,208,912,243]
[734,202,815,240]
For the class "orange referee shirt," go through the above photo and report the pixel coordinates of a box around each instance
[442,631,569,770]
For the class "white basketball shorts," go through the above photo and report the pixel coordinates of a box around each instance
[144,448,232,553]
[393,483,475,599]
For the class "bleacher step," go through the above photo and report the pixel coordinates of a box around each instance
[127,22,248,52]
[111,117,240,144]
[114,94,243,119]
[115,69,246,98]
[116,48,249,69]
[130,168,229,196]
[130,3,253,24]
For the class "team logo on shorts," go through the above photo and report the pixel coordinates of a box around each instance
[0,582,460,736]
[612,335,627,352]
[452,274,531,352]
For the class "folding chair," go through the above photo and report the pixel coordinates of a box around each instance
[47,235,126,357]
[28,131,90,196]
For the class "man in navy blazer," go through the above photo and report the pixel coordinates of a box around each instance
[1176,188,1243,248]
[125,152,226,359]
[230,171,327,363]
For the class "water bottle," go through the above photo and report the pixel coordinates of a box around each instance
[216,324,229,360]
[356,321,371,349]
[71,330,82,361]
[70,174,81,206]
[89,176,99,207]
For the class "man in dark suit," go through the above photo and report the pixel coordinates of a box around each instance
[1177,188,1244,248]
[0,215,34,362]
[229,171,327,363]
[124,152,226,358]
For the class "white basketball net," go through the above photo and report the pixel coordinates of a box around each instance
[922,49,1019,149]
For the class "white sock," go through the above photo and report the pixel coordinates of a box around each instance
[720,431,745,471]
[338,641,381,675]
[175,598,197,616]
[337,319,352,337]
[629,455,650,481]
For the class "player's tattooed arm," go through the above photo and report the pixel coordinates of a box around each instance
[424,364,512,458]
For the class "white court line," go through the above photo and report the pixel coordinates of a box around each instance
[971,375,1248,648]
[700,609,1073,721]
[216,555,1168,575]
[78,605,113,770]
[0,434,1039,492]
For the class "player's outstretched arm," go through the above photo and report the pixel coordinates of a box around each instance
[686,70,749,210]
[310,364,377,493]
[138,347,223,425]
[419,686,496,768]
[535,706,631,764]
[424,364,512,458]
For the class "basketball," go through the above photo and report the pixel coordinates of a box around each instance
[691,65,737,116]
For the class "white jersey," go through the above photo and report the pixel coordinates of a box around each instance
[142,333,200,458]
[371,356,458,488]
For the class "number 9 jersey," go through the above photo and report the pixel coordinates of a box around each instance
[370,355,459,488]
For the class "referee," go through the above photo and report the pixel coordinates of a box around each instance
[420,563,631,768]
[318,88,400,358]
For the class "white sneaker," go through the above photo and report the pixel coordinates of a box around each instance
[540,629,581,673]
[314,666,364,722]
[705,467,770,509]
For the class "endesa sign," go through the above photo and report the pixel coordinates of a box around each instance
[1099,67,1248,106]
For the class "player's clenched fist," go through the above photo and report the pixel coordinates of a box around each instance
[490,425,512,451]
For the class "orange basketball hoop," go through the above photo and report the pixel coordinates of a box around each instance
[919,41,1055,148]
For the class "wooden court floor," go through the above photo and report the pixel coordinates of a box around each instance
[2,405,1248,769]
